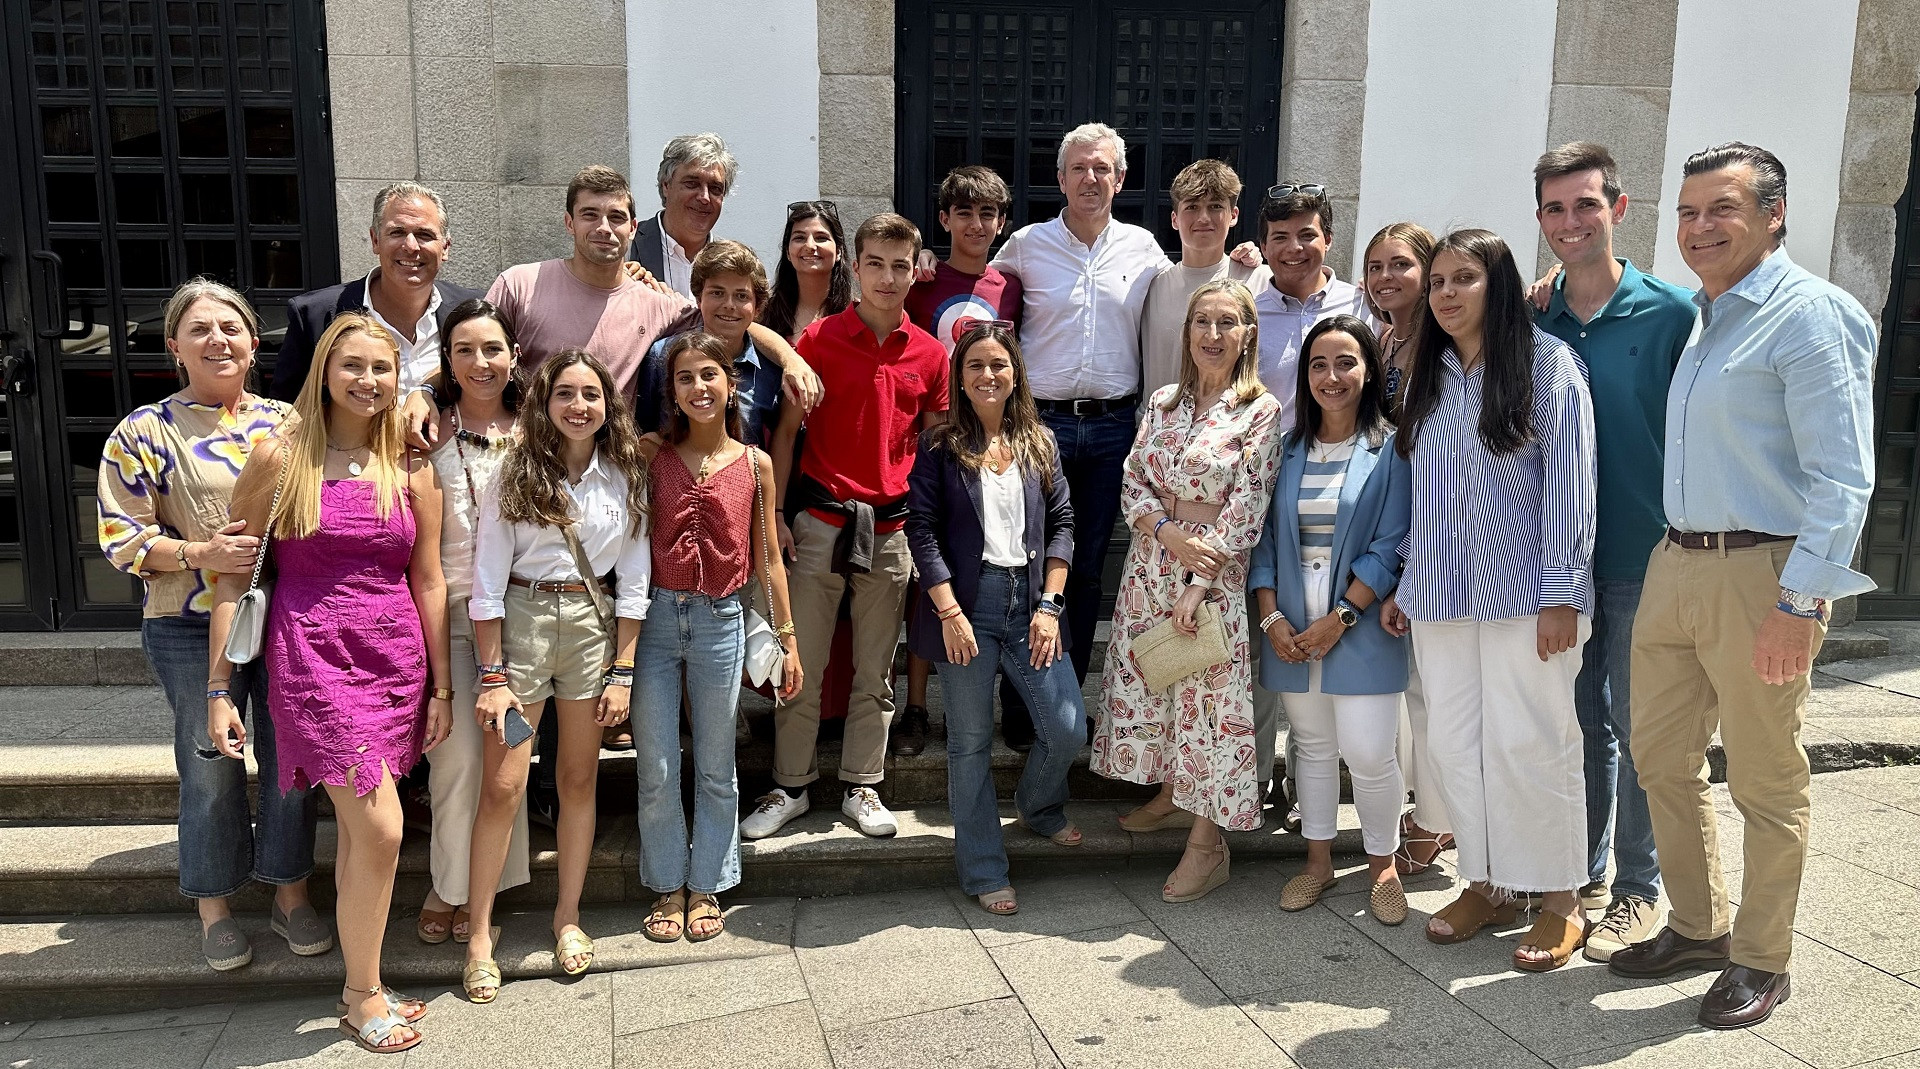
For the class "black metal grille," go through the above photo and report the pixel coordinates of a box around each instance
[900,1,1280,256]
[1859,88,1920,616]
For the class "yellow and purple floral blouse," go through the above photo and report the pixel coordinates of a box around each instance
[97,392,291,619]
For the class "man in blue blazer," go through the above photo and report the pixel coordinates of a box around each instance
[268,182,481,403]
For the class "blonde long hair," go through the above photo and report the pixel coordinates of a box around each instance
[273,313,409,539]
[1163,279,1265,411]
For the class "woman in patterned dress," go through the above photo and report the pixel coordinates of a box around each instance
[96,277,326,973]
[1091,279,1284,903]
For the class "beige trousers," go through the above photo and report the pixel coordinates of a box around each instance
[775,511,912,787]
[428,600,531,904]
[1631,538,1822,973]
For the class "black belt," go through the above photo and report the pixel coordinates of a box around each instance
[508,575,612,594]
[1666,528,1793,551]
[1035,394,1136,417]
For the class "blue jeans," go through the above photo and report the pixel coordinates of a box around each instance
[1573,578,1661,901]
[935,565,1086,895]
[1040,403,1135,685]
[143,615,317,898]
[633,588,746,895]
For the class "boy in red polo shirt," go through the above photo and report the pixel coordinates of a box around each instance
[750,213,950,840]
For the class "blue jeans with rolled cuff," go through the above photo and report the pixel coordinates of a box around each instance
[633,588,747,895]
[936,564,1086,896]
[143,614,318,898]
[1574,578,1661,902]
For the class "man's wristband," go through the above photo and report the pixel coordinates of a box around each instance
[1778,587,1826,620]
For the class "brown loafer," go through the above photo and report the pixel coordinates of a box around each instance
[1607,926,1731,979]
[1698,966,1790,1029]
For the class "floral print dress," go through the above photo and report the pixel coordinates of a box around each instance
[1091,384,1284,830]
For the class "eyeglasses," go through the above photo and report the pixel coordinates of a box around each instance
[1265,183,1327,201]
[958,319,1017,338]
[787,199,841,216]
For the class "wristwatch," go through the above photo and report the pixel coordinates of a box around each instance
[1036,592,1065,616]
[1777,587,1826,620]
[1333,599,1361,628]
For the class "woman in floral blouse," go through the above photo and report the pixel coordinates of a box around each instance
[96,277,327,972]
[1091,279,1284,903]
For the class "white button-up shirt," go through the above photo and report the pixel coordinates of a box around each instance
[657,212,695,297]
[991,213,1169,401]
[470,449,653,621]
[362,269,444,390]
[1253,267,1376,432]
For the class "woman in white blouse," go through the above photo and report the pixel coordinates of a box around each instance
[463,349,652,1001]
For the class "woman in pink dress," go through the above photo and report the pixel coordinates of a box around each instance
[209,312,453,1055]
[1091,279,1283,903]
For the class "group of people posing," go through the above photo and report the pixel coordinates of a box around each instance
[97,122,1876,1053]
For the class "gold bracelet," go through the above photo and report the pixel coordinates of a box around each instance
[773,621,796,637]
[431,687,456,701]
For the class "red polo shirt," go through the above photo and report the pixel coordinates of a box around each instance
[796,304,950,531]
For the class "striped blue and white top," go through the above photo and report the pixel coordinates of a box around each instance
[1398,327,1596,622]
[1297,436,1357,563]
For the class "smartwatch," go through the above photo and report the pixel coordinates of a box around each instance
[1036,592,1066,616]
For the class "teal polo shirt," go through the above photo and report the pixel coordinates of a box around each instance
[1537,258,1698,581]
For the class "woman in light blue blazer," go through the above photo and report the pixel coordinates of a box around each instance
[1248,314,1412,925]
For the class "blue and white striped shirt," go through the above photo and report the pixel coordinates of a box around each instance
[1399,327,1596,622]
[1297,436,1356,562]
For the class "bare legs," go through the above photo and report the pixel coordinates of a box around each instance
[328,764,414,1049]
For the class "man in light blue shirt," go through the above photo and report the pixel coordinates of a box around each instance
[1613,143,1876,1033]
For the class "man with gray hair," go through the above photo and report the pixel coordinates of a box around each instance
[1611,142,1876,1030]
[270,181,481,402]
[629,132,738,296]
[990,122,1171,690]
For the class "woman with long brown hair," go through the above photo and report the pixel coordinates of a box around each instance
[760,200,854,341]
[208,312,453,1053]
[464,349,651,1000]
[906,323,1082,915]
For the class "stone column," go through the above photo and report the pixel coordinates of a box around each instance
[1274,0,1369,277]
[818,0,897,231]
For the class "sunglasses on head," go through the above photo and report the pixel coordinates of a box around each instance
[959,319,1016,338]
[1265,183,1327,201]
[787,199,840,216]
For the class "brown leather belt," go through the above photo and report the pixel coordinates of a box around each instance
[508,575,610,594]
[1666,527,1792,551]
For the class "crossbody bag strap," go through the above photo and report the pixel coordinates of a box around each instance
[559,521,617,635]
[244,442,294,593]
[750,447,778,622]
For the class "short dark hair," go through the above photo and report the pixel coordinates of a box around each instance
[1533,141,1622,206]
[938,165,1012,214]
[1683,141,1789,246]
[566,165,635,218]
[1260,186,1332,243]
[854,212,923,260]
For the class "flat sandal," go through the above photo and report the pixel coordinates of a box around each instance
[1425,887,1516,945]
[686,894,725,942]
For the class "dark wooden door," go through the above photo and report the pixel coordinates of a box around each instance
[1860,90,1920,618]
[896,0,1283,255]
[0,0,338,628]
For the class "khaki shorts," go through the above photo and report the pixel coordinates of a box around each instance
[503,583,612,703]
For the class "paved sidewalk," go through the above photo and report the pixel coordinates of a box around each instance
[6,764,1920,1069]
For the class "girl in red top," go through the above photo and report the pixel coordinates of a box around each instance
[633,332,801,942]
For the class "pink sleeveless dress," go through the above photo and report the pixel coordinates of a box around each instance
[266,480,426,796]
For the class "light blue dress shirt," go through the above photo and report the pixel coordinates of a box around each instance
[1663,249,1877,600]
[1399,327,1597,622]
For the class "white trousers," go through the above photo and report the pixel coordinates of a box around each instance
[1397,660,1452,833]
[1410,615,1589,893]
[1277,561,1403,855]
[429,602,532,904]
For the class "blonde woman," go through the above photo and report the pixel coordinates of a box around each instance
[208,312,453,1053]
[1092,279,1284,902]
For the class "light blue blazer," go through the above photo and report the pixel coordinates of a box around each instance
[1247,428,1412,695]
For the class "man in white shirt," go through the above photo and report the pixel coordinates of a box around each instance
[270,182,481,402]
[628,133,735,297]
[991,122,1171,686]
[1252,184,1376,432]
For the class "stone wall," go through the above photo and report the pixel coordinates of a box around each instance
[817,0,897,231]
[1274,0,1368,272]
[1540,0,1678,271]
[1828,0,1920,319]
[324,0,630,291]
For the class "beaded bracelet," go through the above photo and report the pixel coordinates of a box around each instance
[1258,610,1285,632]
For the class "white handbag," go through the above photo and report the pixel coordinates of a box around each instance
[743,447,785,688]
[222,452,291,665]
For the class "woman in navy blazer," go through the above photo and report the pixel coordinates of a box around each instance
[906,323,1083,917]
[1248,315,1413,925]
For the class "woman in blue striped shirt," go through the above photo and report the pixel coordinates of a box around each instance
[1249,315,1413,925]
[1387,229,1597,972]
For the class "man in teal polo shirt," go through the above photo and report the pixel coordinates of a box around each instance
[1532,142,1698,962]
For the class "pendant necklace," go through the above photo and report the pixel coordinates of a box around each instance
[327,443,366,477]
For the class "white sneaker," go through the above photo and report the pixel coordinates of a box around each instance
[740,789,810,839]
[841,787,898,837]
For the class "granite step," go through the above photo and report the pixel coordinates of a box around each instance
[0,801,1369,1018]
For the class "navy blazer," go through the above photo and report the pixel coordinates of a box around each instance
[268,276,483,403]
[628,211,669,280]
[1247,428,1412,695]
[905,430,1075,664]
